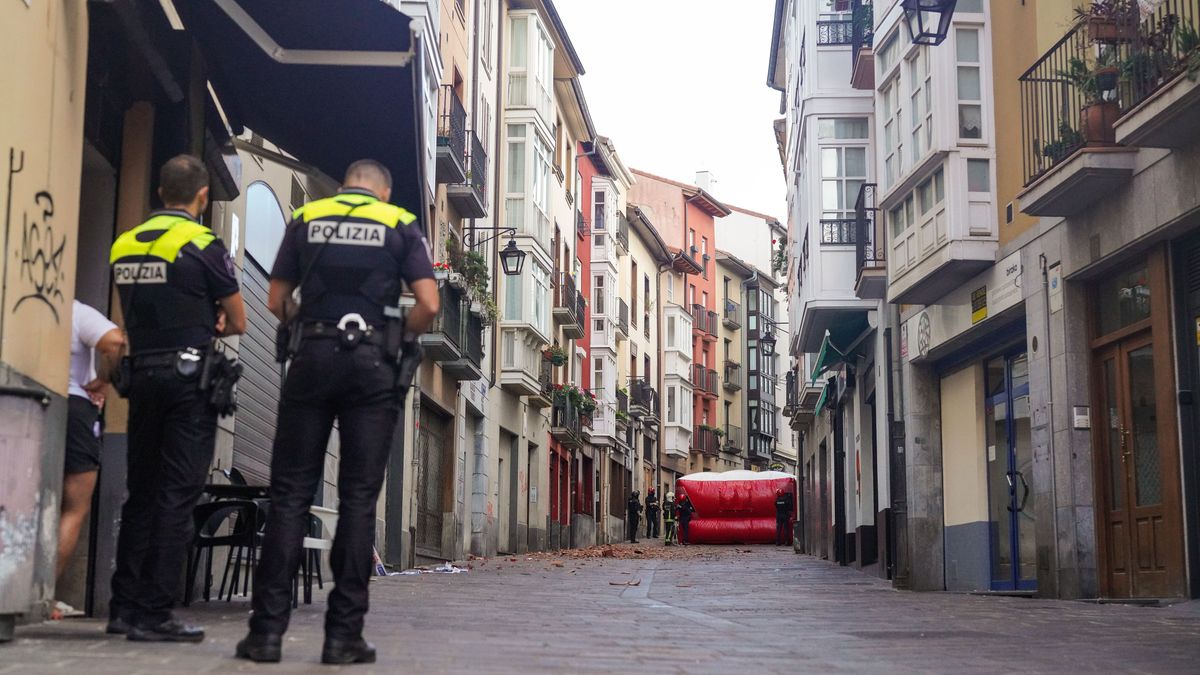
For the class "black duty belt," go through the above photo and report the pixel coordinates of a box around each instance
[131,350,190,370]
[299,321,386,346]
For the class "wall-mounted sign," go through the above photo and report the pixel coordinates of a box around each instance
[1049,262,1063,314]
[971,286,988,324]
[1073,406,1091,430]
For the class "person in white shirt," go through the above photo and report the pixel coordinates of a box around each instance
[55,300,124,614]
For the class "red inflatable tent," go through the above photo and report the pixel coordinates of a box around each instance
[676,470,796,544]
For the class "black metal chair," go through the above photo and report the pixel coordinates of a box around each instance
[183,499,261,605]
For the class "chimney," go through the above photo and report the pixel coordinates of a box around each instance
[695,170,714,192]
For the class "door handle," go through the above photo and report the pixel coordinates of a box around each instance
[1007,471,1031,513]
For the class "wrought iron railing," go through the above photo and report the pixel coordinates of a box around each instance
[466,131,488,207]
[1016,0,1200,186]
[854,183,884,273]
[820,218,857,245]
[555,272,581,326]
[723,361,742,390]
[551,396,582,439]
[575,209,588,238]
[690,304,717,337]
[432,285,464,349]
[616,388,629,416]
[629,379,659,418]
[723,299,741,328]
[538,357,553,397]
[816,20,854,45]
[616,212,630,251]
[437,85,466,162]
[694,426,720,455]
[464,307,484,366]
[724,424,743,452]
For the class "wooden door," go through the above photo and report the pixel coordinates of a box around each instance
[1094,332,1183,597]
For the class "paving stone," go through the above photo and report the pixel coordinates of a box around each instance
[2,543,1199,672]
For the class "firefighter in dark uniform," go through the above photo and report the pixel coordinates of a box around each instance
[237,160,439,665]
[107,155,246,642]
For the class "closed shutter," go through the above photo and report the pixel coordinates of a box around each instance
[233,256,282,484]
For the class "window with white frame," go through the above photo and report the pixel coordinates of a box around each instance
[505,124,526,233]
[967,159,990,194]
[819,120,868,240]
[882,82,902,187]
[593,189,606,230]
[891,167,945,239]
[593,275,605,315]
[532,261,549,335]
[507,13,553,122]
[667,315,676,347]
[504,264,523,321]
[957,28,983,140]
[667,386,677,423]
[907,48,932,165]
[481,0,493,71]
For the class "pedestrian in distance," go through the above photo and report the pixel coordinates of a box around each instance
[662,491,677,545]
[626,490,642,543]
[645,487,660,539]
[775,488,795,546]
[107,155,246,642]
[52,301,124,620]
[237,159,438,665]
[677,491,696,545]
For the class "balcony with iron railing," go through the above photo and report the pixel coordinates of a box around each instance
[724,424,743,454]
[616,387,629,422]
[617,298,630,340]
[576,209,588,239]
[694,425,720,456]
[723,360,742,392]
[1018,2,1200,216]
[819,218,857,246]
[550,396,583,448]
[854,183,885,300]
[553,272,584,339]
[436,85,466,184]
[816,18,853,46]
[442,303,485,381]
[693,364,719,399]
[722,299,741,330]
[420,285,465,362]
[850,0,874,89]
[447,131,488,218]
[615,211,630,252]
[533,356,554,408]
[690,304,718,341]
[629,378,660,422]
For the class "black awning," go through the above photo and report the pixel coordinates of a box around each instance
[175,0,423,213]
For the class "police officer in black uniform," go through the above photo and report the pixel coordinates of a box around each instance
[237,160,438,665]
[107,155,246,641]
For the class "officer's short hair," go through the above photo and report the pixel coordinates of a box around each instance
[160,155,209,205]
[344,159,392,189]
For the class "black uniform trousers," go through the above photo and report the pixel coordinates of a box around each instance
[627,513,640,542]
[110,363,217,627]
[250,340,399,640]
[646,509,660,538]
[679,518,691,544]
[776,517,791,545]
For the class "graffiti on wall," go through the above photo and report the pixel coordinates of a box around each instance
[4,148,67,324]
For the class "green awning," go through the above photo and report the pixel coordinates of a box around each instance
[814,381,831,416]
[809,332,847,384]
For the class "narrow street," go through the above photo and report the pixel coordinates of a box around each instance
[5,544,1199,674]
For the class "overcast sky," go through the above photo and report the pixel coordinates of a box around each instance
[553,1,785,219]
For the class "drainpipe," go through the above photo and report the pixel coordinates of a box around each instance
[1039,252,1061,596]
[488,2,505,384]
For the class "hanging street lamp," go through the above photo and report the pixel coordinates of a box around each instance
[902,0,957,46]
[499,238,526,276]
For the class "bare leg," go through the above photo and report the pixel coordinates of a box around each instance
[57,470,99,582]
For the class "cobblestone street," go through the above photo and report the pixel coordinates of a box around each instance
[3,543,1199,673]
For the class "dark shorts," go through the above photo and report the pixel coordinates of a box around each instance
[65,395,102,474]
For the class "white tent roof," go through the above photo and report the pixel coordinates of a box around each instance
[679,470,794,482]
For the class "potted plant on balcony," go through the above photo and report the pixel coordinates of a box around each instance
[1059,52,1120,146]
[1075,0,1139,44]
[615,410,630,423]
[1178,19,1200,80]
[543,344,567,367]
[433,260,452,283]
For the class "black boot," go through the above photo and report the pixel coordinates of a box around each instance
[127,618,205,643]
[236,632,282,663]
[105,616,131,635]
[322,637,377,665]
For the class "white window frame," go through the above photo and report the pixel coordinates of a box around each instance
[956,27,984,142]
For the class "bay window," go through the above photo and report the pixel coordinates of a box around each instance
[507,12,553,124]
[956,28,983,140]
